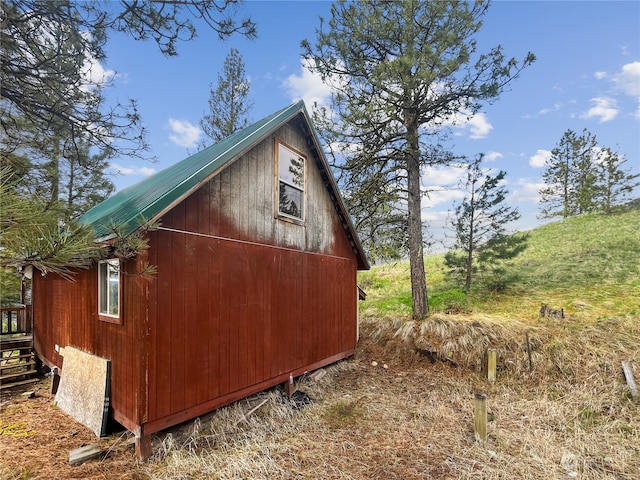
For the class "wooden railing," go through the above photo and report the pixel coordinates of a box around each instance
[1,306,32,336]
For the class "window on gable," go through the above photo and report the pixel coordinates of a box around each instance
[277,141,306,221]
[98,259,120,322]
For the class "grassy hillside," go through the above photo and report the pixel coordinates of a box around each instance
[359,209,640,320]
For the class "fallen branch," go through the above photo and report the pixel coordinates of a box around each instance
[234,398,269,426]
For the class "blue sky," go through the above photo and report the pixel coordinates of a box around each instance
[99,0,640,249]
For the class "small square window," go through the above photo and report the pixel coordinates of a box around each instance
[98,259,120,322]
[276,141,305,221]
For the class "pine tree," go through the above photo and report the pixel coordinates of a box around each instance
[0,167,103,279]
[302,0,534,318]
[2,0,256,162]
[445,156,527,294]
[539,129,639,218]
[199,48,254,147]
[0,1,256,295]
[594,147,640,214]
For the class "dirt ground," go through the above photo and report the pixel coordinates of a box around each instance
[0,376,143,480]
[1,318,638,480]
[0,323,446,480]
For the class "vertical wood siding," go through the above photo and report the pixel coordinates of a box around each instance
[144,123,359,428]
[32,255,149,432]
[32,118,360,435]
[145,230,356,428]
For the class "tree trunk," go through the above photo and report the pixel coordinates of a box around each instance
[465,183,476,295]
[49,137,60,209]
[406,120,428,319]
[465,239,473,295]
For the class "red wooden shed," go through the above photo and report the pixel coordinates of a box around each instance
[31,101,369,458]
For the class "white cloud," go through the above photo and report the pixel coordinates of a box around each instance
[484,151,503,162]
[593,71,607,80]
[423,187,465,209]
[81,59,116,90]
[524,102,564,119]
[422,164,466,187]
[168,118,201,148]
[509,179,546,203]
[448,110,493,139]
[581,97,619,123]
[109,163,157,177]
[538,102,564,115]
[421,209,450,223]
[529,149,551,168]
[466,112,493,139]
[613,61,640,97]
[283,58,333,108]
[79,31,115,91]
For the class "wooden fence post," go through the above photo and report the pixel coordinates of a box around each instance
[525,330,533,371]
[474,393,488,442]
[622,361,638,401]
[488,349,497,382]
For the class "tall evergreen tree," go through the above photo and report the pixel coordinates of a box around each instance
[539,129,599,219]
[445,156,526,294]
[594,147,640,214]
[2,0,256,161]
[302,0,534,318]
[6,128,115,221]
[59,140,115,220]
[199,48,254,147]
[0,1,256,295]
[539,129,639,218]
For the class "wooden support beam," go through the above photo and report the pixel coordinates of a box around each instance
[50,366,60,395]
[487,349,497,382]
[284,374,295,398]
[135,428,152,461]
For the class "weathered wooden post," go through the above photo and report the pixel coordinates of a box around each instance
[622,361,638,401]
[487,349,497,382]
[50,366,60,395]
[474,393,488,442]
[284,374,295,397]
[525,330,533,371]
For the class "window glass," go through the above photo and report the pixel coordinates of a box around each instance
[277,143,305,220]
[98,259,120,317]
[279,182,304,218]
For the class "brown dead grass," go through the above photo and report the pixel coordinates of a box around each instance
[0,380,142,480]
[1,314,638,479]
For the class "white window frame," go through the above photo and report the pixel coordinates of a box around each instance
[98,259,121,322]
[276,140,306,222]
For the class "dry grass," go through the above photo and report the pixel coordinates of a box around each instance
[1,311,638,479]
[142,313,639,479]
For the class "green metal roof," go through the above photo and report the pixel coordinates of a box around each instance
[80,101,369,269]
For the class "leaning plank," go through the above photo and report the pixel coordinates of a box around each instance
[69,443,101,466]
[622,361,638,400]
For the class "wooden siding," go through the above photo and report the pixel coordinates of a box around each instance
[144,230,356,431]
[165,123,355,258]
[32,256,149,432]
[143,122,359,431]
[32,117,360,437]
